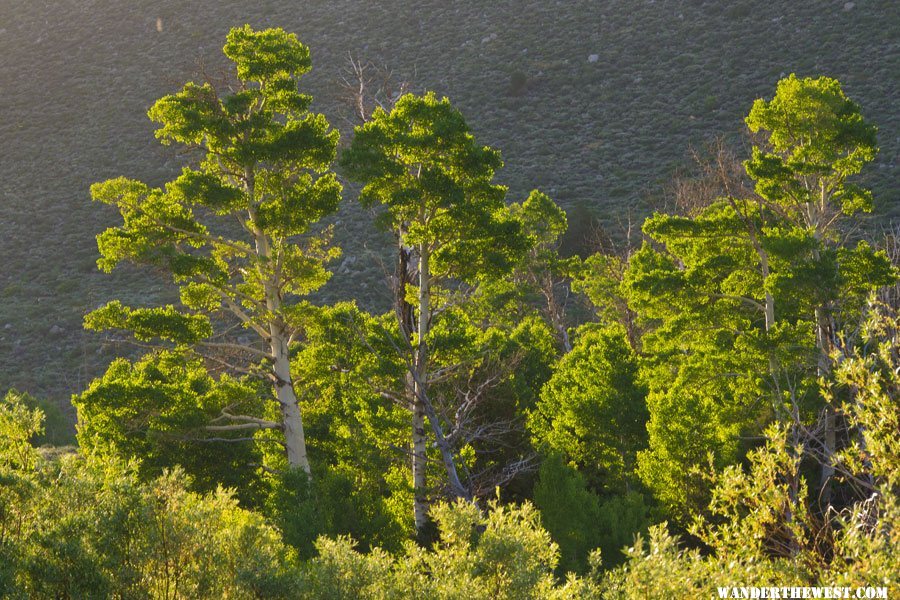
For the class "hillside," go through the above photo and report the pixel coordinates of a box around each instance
[0,0,897,405]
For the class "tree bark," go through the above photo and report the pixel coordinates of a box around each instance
[412,242,431,532]
[395,234,429,532]
[272,330,311,474]
[816,305,836,506]
[247,168,311,475]
[411,377,428,532]
[414,243,470,501]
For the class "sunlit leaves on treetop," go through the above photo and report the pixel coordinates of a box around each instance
[150,87,334,169]
[167,169,244,215]
[92,176,223,277]
[745,74,877,215]
[223,25,312,84]
[509,190,567,246]
[92,176,207,242]
[342,91,526,283]
[90,24,342,344]
[149,27,335,175]
[747,74,876,168]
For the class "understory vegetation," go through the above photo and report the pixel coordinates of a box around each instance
[1,25,898,598]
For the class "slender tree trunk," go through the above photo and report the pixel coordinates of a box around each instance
[413,243,470,508]
[816,304,836,506]
[411,377,428,533]
[412,243,431,532]
[761,259,775,332]
[247,169,311,474]
[417,390,470,499]
[736,203,774,333]
[811,193,837,507]
[813,224,835,505]
[272,330,311,474]
[395,234,430,533]
[543,273,571,353]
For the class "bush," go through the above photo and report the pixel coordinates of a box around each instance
[0,397,303,599]
[534,456,648,573]
[303,499,602,599]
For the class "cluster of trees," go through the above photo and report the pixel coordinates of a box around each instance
[1,26,897,597]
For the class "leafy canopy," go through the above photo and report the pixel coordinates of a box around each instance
[341,91,525,282]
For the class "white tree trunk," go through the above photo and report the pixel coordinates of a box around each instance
[414,243,470,501]
[272,330,311,474]
[411,374,428,532]
[246,172,311,475]
[815,305,835,505]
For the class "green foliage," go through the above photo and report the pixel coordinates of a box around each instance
[603,307,900,595]
[303,499,601,599]
[625,201,801,520]
[92,24,341,296]
[85,300,213,344]
[510,190,567,250]
[0,394,44,599]
[831,301,900,493]
[428,310,558,492]
[594,492,650,571]
[533,456,649,573]
[745,74,877,216]
[529,324,646,491]
[507,190,581,350]
[341,89,542,520]
[74,350,265,498]
[0,391,45,471]
[341,91,526,283]
[260,467,323,560]
[85,24,343,478]
[604,441,896,597]
[618,75,895,521]
[7,32,900,596]
[1,417,302,599]
[12,391,75,448]
[302,536,396,599]
[533,456,601,573]
[691,424,812,560]
[4,0,899,404]
[600,524,806,599]
[289,302,412,552]
[572,253,633,334]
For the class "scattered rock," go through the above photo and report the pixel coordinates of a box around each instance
[843,1,854,10]
[338,255,357,275]
[49,325,65,336]
[588,54,599,63]
[3,323,11,330]
[481,33,497,44]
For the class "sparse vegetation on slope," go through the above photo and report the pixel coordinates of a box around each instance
[0,0,897,402]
